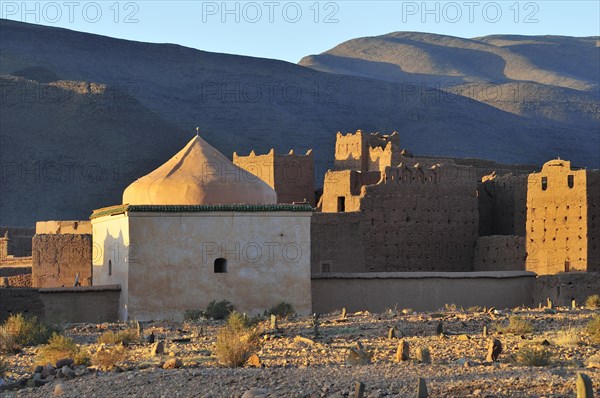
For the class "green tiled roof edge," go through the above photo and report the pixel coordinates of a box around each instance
[90,203,313,219]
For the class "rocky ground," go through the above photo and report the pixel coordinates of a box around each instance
[1,305,598,397]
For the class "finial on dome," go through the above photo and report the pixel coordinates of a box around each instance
[196,127,200,136]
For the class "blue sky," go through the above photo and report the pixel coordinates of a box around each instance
[1,1,599,63]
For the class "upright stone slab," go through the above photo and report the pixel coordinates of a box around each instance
[388,327,396,339]
[436,321,444,335]
[416,378,428,398]
[416,347,431,364]
[576,373,594,398]
[486,339,502,362]
[270,315,278,330]
[396,340,410,362]
[354,382,365,398]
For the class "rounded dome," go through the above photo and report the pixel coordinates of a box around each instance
[123,135,277,205]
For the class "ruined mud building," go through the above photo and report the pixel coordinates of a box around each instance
[4,129,599,320]
[13,130,599,295]
[237,130,598,275]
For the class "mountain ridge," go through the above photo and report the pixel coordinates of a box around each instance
[1,20,598,225]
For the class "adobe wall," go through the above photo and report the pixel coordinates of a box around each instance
[587,170,600,272]
[312,272,536,313]
[478,173,527,236]
[333,131,400,172]
[319,170,380,212]
[473,236,525,271]
[0,226,35,257]
[0,236,8,260]
[39,286,120,324]
[333,130,369,171]
[525,160,590,274]
[0,286,120,323]
[233,150,315,206]
[233,150,275,187]
[0,266,32,277]
[36,220,92,235]
[32,234,92,288]
[311,212,365,273]
[359,164,478,272]
[533,273,600,307]
[449,158,538,181]
[273,151,315,205]
[0,288,45,321]
[3,273,32,287]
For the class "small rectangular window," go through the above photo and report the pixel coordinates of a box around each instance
[337,196,346,212]
[321,262,331,273]
[541,176,548,191]
[214,258,227,273]
[568,175,574,188]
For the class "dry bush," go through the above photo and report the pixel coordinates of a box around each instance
[97,328,139,345]
[37,333,78,366]
[444,303,457,312]
[0,329,18,354]
[587,315,600,344]
[0,314,52,352]
[215,312,262,367]
[515,347,552,366]
[496,316,534,335]
[0,355,8,378]
[74,348,92,366]
[92,346,126,370]
[554,327,581,347]
[586,294,600,309]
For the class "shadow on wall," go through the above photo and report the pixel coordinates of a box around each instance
[0,286,120,323]
[94,226,129,321]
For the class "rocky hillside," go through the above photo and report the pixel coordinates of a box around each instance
[299,32,600,130]
[1,20,598,225]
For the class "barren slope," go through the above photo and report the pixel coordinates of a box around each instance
[1,21,598,225]
[299,32,600,128]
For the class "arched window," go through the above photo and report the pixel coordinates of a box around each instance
[541,176,548,191]
[214,258,228,273]
[567,175,574,188]
[108,260,112,276]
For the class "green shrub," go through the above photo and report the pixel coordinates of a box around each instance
[265,302,296,318]
[37,333,78,366]
[587,315,600,344]
[515,347,552,366]
[0,314,52,352]
[585,294,600,309]
[97,328,139,345]
[205,300,235,320]
[496,316,534,335]
[215,312,261,367]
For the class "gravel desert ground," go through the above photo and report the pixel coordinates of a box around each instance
[1,304,599,397]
